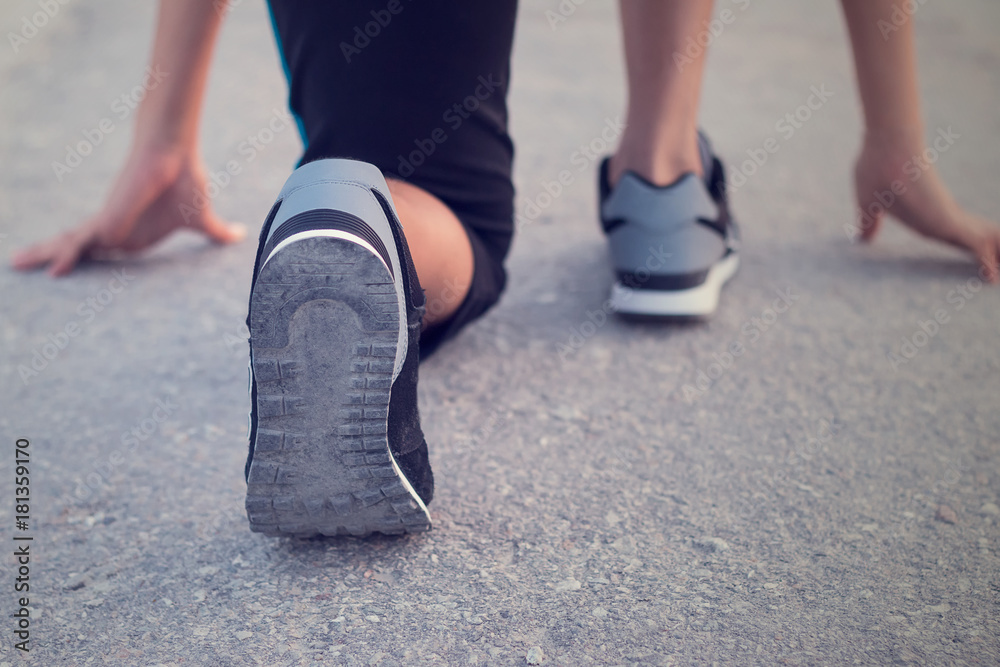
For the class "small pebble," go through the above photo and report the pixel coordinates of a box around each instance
[980,502,999,516]
[526,646,544,664]
[935,505,958,524]
[695,537,731,552]
[555,578,581,592]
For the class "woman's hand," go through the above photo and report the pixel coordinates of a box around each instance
[853,133,1000,282]
[12,146,244,276]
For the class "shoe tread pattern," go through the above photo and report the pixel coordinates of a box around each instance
[245,236,430,538]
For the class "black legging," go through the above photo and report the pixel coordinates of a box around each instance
[267,0,519,354]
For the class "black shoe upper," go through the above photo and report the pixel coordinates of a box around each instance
[372,188,434,505]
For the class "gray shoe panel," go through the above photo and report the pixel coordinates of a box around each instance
[277,158,390,201]
[265,159,402,289]
[608,222,728,276]
[603,172,727,276]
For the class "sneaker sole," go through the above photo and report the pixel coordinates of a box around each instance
[610,253,740,317]
[245,232,431,538]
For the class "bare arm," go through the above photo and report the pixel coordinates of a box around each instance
[841,0,924,142]
[13,0,243,276]
[840,0,999,281]
[134,0,228,153]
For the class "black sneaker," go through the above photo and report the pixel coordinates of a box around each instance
[244,158,433,538]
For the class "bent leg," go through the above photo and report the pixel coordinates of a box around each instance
[267,0,519,350]
[386,178,473,325]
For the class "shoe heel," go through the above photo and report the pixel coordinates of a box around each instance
[246,234,431,537]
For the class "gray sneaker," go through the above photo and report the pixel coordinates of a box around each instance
[599,133,739,317]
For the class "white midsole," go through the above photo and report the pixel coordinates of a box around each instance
[264,229,390,275]
[610,253,740,316]
[385,446,431,520]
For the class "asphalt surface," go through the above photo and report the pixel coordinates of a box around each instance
[2,1,999,665]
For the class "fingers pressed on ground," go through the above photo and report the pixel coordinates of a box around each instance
[200,214,247,244]
[976,233,1000,283]
[854,196,883,242]
[11,244,49,271]
[48,235,90,277]
[859,215,882,243]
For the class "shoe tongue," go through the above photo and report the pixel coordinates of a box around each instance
[603,171,719,231]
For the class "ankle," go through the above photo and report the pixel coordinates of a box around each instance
[609,150,702,188]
